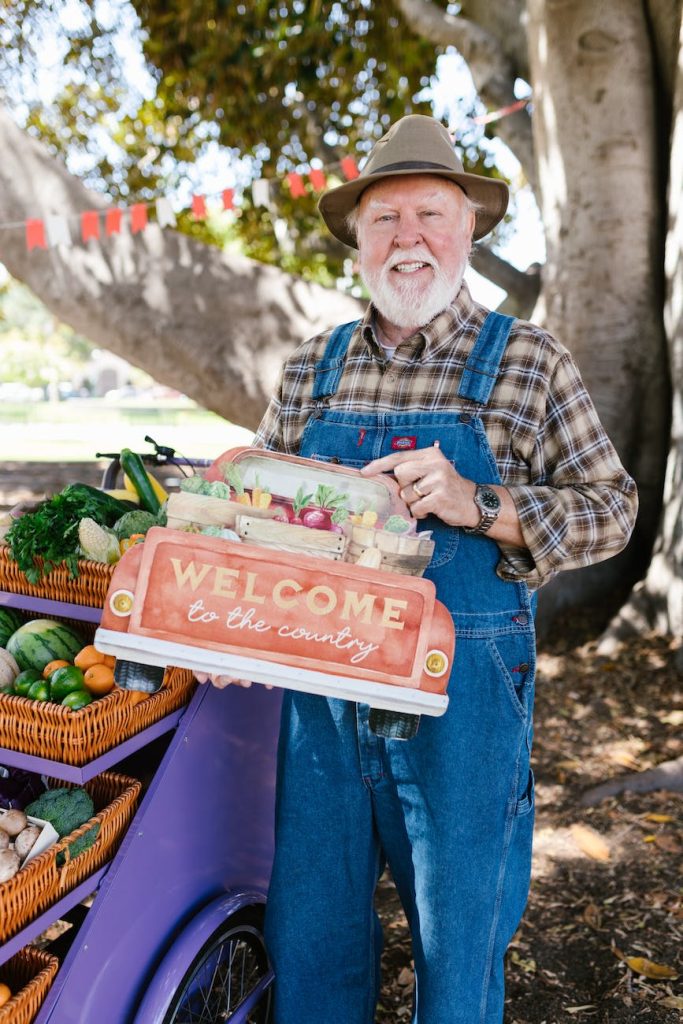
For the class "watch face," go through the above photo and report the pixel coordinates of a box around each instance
[478,487,501,511]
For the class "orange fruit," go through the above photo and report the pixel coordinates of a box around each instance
[102,654,116,668]
[0,982,12,1007]
[43,659,69,679]
[74,645,106,670]
[83,663,115,696]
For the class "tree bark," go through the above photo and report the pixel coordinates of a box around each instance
[0,109,364,432]
[599,2,683,646]
[526,0,671,618]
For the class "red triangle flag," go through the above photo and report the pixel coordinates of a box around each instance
[286,172,306,198]
[25,219,47,251]
[340,156,360,180]
[308,168,327,191]
[130,204,148,234]
[222,188,234,211]
[192,194,207,219]
[81,210,100,242]
[106,208,123,236]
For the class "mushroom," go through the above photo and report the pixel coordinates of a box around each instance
[14,824,41,861]
[0,809,27,837]
[0,849,20,883]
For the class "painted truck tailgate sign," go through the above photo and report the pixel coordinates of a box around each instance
[95,529,455,716]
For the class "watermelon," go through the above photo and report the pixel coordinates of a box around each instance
[0,608,24,648]
[6,619,84,674]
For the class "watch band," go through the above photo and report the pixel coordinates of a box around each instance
[462,484,501,536]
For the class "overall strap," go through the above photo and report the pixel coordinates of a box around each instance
[311,320,361,401]
[457,311,516,405]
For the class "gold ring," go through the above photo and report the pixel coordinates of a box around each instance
[413,480,425,498]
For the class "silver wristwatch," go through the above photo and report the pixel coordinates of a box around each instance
[463,484,501,536]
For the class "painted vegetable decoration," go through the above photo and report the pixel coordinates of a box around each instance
[6,619,84,674]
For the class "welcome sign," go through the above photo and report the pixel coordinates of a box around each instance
[96,529,454,715]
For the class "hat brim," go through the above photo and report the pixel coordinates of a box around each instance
[318,168,509,247]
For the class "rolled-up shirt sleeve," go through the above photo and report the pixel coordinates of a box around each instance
[497,351,638,588]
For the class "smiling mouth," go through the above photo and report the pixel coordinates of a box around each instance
[391,261,432,274]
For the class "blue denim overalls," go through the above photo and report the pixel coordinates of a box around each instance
[264,312,537,1024]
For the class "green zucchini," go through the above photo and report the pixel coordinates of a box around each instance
[119,449,162,513]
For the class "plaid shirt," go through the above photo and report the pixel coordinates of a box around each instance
[254,283,638,589]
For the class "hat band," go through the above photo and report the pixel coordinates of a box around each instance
[370,160,456,175]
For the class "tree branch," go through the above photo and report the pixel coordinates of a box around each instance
[470,246,540,318]
[393,0,537,191]
[0,108,363,432]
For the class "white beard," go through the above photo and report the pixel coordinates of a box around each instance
[360,248,466,331]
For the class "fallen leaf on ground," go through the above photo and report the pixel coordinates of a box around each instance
[613,949,679,979]
[659,995,683,1009]
[644,813,676,823]
[570,823,611,861]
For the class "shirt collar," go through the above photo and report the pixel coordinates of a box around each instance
[359,281,479,362]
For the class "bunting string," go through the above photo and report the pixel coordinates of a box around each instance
[6,97,529,254]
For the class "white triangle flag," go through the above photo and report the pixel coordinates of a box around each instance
[155,197,177,228]
[45,215,72,247]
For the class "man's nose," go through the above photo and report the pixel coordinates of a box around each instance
[393,215,423,247]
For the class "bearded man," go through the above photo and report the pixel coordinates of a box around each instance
[202,115,638,1023]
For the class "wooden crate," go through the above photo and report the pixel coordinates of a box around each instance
[236,516,348,560]
[165,492,279,531]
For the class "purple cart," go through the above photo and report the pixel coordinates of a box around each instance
[0,585,281,1022]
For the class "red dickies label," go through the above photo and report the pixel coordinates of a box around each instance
[357,428,367,447]
[391,435,417,450]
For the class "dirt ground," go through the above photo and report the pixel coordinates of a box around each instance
[1,463,681,1023]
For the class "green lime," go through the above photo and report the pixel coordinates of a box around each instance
[61,689,93,711]
[49,665,85,702]
[27,679,50,702]
[13,669,43,696]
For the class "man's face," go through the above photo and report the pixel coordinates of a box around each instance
[356,175,475,332]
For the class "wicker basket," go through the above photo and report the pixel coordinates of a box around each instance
[0,946,59,1024]
[0,667,196,766]
[0,546,114,609]
[0,771,141,945]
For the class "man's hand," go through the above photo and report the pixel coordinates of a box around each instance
[360,445,527,548]
[194,673,273,690]
[360,445,478,528]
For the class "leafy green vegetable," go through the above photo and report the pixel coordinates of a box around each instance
[312,484,349,510]
[292,485,314,516]
[383,515,411,534]
[5,483,125,583]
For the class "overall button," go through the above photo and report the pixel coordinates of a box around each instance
[512,613,529,625]
[459,413,472,423]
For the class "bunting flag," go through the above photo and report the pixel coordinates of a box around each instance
[308,168,327,191]
[105,208,123,236]
[45,215,71,247]
[81,210,100,242]
[25,219,47,251]
[191,194,207,220]
[340,156,360,180]
[130,204,148,234]
[15,96,531,256]
[286,172,306,198]
[251,178,271,208]
[155,196,177,228]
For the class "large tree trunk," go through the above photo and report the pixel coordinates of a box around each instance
[600,3,683,650]
[526,0,671,620]
[0,109,363,432]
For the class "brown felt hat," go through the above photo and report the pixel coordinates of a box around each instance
[318,114,509,247]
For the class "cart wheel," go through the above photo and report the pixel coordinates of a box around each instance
[161,907,272,1023]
